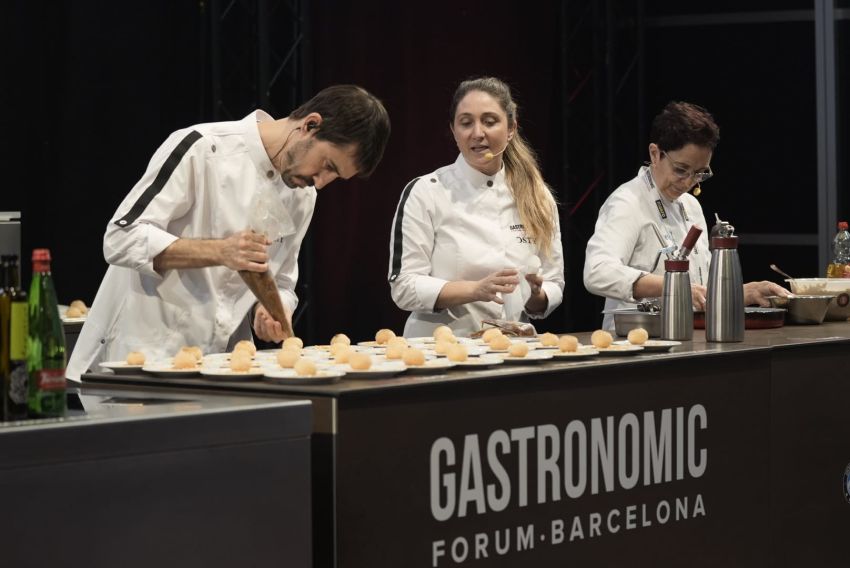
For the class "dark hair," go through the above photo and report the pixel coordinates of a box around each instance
[650,101,720,152]
[289,85,391,177]
[448,77,558,258]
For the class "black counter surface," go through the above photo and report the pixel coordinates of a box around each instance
[0,386,313,568]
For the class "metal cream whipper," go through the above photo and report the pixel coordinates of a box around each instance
[705,213,744,342]
[660,225,702,341]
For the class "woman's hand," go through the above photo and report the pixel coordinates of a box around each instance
[524,273,548,314]
[253,303,291,342]
[743,280,790,306]
[472,269,520,304]
[691,283,707,311]
[434,269,520,309]
[219,230,270,272]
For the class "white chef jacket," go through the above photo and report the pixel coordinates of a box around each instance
[66,111,316,380]
[583,166,710,331]
[388,154,565,337]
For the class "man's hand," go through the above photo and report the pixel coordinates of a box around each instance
[219,230,271,272]
[253,303,292,343]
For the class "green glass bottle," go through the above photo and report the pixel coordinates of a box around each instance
[3,255,28,420]
[27,249,66,417]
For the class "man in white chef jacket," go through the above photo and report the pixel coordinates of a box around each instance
[66,85,390,380]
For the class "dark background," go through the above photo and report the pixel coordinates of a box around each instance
[3,1,848,344]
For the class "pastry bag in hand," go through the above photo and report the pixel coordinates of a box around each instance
[238,186,294,338]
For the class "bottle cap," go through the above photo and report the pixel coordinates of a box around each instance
[32,248,52,262]
[711,235,739,249]
[664,259,689,272]
[839,221,848,231]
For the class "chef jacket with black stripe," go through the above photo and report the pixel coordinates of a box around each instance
[583,166,710,331]
[66,111,315,380]
[388,154,565,338]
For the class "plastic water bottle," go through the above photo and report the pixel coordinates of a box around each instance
[826,221,850,278]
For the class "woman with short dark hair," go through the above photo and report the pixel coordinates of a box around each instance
[583,101,787,331]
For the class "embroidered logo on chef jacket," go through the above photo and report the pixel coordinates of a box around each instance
[510,224,534,244]
[655,200,668,219]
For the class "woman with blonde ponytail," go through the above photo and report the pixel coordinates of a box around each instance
[388,77,565,337]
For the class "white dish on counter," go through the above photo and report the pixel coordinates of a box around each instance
[595,345,644,356]
[613,339,681,352]
[497,350,555,363]
[141,364,202,377]
[404,359,458,374]
[330,361,407,379]
[551,347,599,359]
[451,356,504,368]
[99,361,144,375]
[199,368,265,381]
[263,369,345,385]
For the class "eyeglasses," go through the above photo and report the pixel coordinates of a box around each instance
[661,150,713,183]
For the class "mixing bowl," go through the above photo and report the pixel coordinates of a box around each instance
[784,278,850,321]
[767,295,834,325]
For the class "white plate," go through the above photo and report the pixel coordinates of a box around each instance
[332,362,407,379]
[551,348,599,359]
[452,356,505,368]
[613,339,681,352]
[408,336,437,344]
[263,369,345,385]
[404,359,458,374]
[596,345,644,356]
[100,361,144,375]
[525,342,560,350]
[485,344,538,354]
[422,345,487,357]
[141,364,201,377]
[497,351,555,363]
[200,368,265,381]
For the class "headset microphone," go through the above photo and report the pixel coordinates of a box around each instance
[484,146,507,161]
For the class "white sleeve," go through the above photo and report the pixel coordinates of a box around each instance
[583,190,646,302]
[273,193,316,316]
[529,200,565,319]
[388,178,448,313]
[103,129,204,279]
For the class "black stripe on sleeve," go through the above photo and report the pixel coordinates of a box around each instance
[388,177,421,282]
[114,130,204,227]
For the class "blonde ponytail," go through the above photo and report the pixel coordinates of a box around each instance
[503,134,557,258]
[450,77,558,259]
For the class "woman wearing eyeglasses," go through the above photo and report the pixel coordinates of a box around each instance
[583,101,788,331]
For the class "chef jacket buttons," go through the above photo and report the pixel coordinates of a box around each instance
[487,180,494,187]
[211,144,216,152]
[267,170,275,179]
[430,178,437,183]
